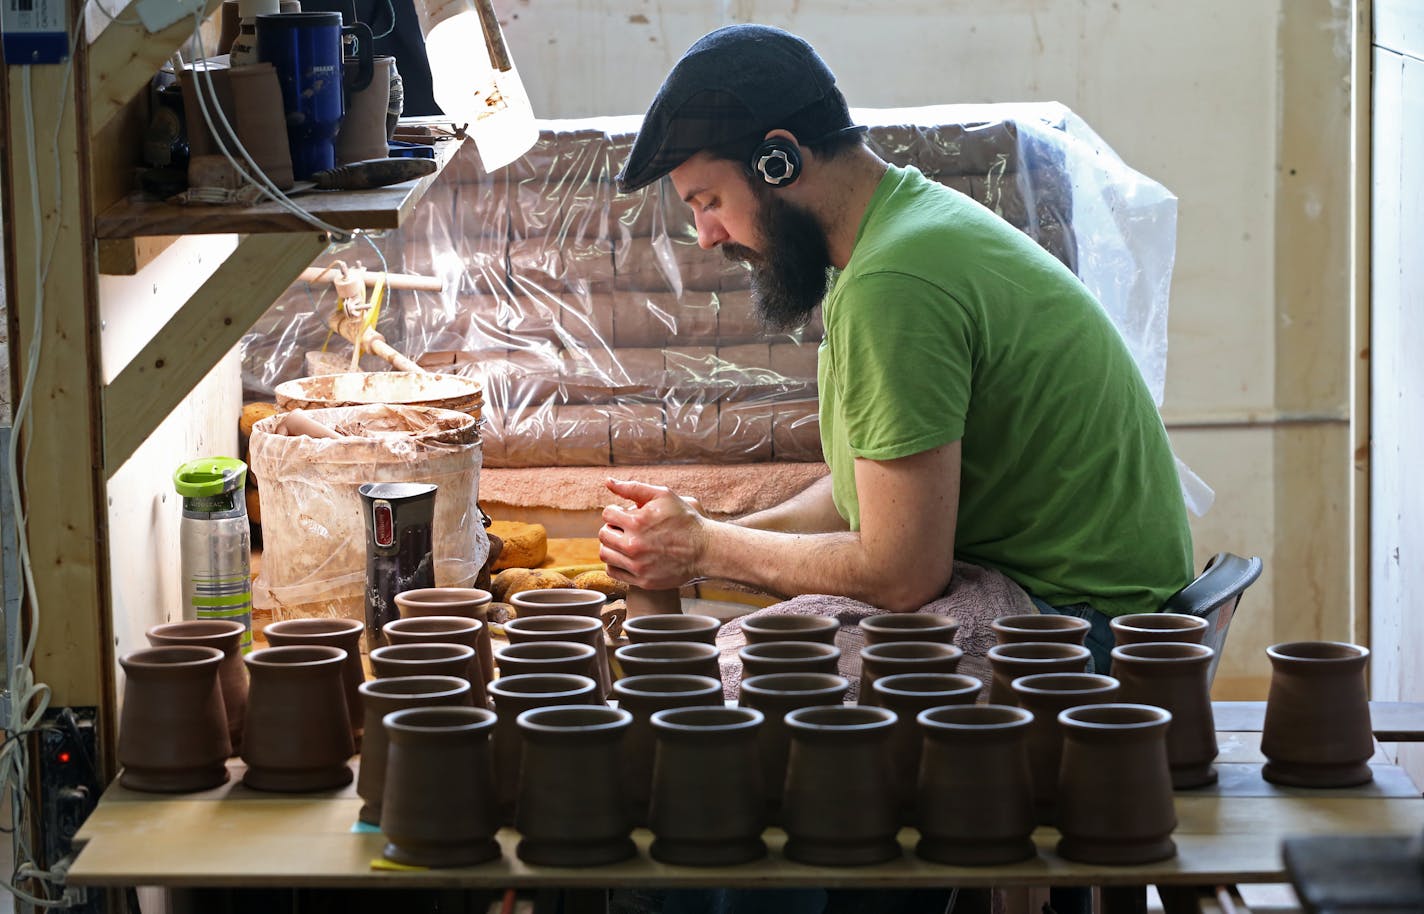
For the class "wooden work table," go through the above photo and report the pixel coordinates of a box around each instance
[67,729,1424,893]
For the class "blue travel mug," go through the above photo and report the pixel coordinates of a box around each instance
[257,11,373,179]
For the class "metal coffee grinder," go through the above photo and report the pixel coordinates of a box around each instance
[358,481,436,653]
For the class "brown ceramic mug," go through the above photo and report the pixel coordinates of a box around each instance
[857,641,964,706]
[241,645,355,792]
[394,587,495,686]
[741,614,840,646]
[369,642,476,682]
[356,675,471,826]
[508,588,612,694]
[985,642,1092,705]
[118,646,231,792]
[615,641,722,684]
[739,641,842,679]
[1108,612,1208,646]
[871,672,981,822]
[146,619,248,755]
[738,672,850,819]
[505,614,610,696]
[613,674,725,827]
[488,673,601,824]
[1260,641,1374,788]
[1010,672,1121,824]
[1111,642,1219,789]
[624,614,723,645]
[860,613,959,647]
[263,617,365,745]
[382,615,488,708]
[991,614,1092,646]
[496,640,600,681]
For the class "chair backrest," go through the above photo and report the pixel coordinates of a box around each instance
[1161,552,1264,684]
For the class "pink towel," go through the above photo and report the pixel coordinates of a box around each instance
[716,561,1036,700]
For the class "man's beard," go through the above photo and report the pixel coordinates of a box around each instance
[721,192,832,332]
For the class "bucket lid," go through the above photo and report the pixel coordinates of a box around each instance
[174,457,247,497]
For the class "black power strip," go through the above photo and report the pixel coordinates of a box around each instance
[35,706,103,912]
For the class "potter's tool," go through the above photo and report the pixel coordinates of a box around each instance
[328,303,426,373]
[277,409,343,439]
[173,458,254,652]
[359,482,437,654]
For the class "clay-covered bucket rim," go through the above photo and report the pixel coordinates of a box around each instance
[370,642,475,664]
[508,588,607,611]
[872,672,982,699]
[741,672,849,698]
[516,704,632,735]
[1011,672,1121,698]
[1109,613,1208,634]
[489,672,599,700]
[741,614,839,635]
[785,704,897,733]
[1267,641,1370,664]
[383,705,496,735]
[861,641,964,661]
[121,645,225,670]
[1059,702,1173,731]
[615,641,718,662]
[249,403,479,458]
[860,613,959,634]
[918,703,1032,732]
[988,642,1092,663]
[738,641,841,661]
[274,371,483,410]
[505,615,603,637]
[244,644,346,669]
[611,674,723,700]
[359,674,470,701]
[384,615,484,638]
[146,620,245,642]
[264,617,364,640]
[991,614,1092,634]
[1110,642,1215,664]
[652,705,764,734]
[623,614,722,636]
[497,641,597,661]
[394,587,493,609]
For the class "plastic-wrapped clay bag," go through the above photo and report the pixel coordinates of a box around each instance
[248,404,488,626]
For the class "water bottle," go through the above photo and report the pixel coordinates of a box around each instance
[174,457,254,653]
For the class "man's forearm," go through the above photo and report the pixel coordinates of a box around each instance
[731,475,847,534]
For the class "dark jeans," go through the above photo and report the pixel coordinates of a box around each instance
[1030,596,1116,675]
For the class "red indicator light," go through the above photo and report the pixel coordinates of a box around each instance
[57,751,71,764]
[374,502,394,547]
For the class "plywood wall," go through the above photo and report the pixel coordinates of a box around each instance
[1369,0,1424,784]
[497,0,1357,695]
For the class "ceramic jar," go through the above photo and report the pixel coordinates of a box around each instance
[916,705,1036,865]
[263,618,365,744]
[739,672,850,819]
[1010,672,1120,824]
[488,673,600,823]
[782,705,900,866]
[624,614,722,645]
[1111,642,1219,788]
[515,705,635,866]
[369,642,477,682]
[394,587,495,686]
[504,614,610,696]
[986,642,1092,705]
[871,672,982,821]
[508,588,612,696]
[860,613,959,646]
[611,674,723,826]
[146,619,247,755]
[380,706,501,867]
[496,641,600,681]
[991,614,1092,646]
[739,641,842,679]
[1260,641,1374,788]
[857,641,964,706]
[356,675,471,825]
[614,641,722,685]
[1056,703,1177,865]
[383,616,488,708]
[118,646,231,792]
[741,614,840,645]
[649,706,767,866]
[241,645,354,792]
[1109,613,1208,646]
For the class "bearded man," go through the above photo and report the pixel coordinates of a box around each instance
[599,24,1192,674]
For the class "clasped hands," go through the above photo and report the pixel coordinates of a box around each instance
[598,479,708,590]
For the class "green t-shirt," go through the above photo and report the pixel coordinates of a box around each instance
[818,165,1193,617]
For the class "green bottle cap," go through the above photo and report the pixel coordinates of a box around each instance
[173,457,248,498]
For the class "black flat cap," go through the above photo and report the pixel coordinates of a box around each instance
[616,24,856,193]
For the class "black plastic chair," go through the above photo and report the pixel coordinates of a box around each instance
[1161,552,1263,684]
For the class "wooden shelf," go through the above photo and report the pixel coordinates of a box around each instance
[94,136,461,239]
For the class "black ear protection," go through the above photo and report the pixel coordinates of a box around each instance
[750,138,803,188]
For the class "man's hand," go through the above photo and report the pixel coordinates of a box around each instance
[599,479,709,589]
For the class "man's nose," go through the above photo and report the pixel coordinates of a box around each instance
[695,213,729,250]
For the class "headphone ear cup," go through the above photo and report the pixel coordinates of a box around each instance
[750,139,802,187]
